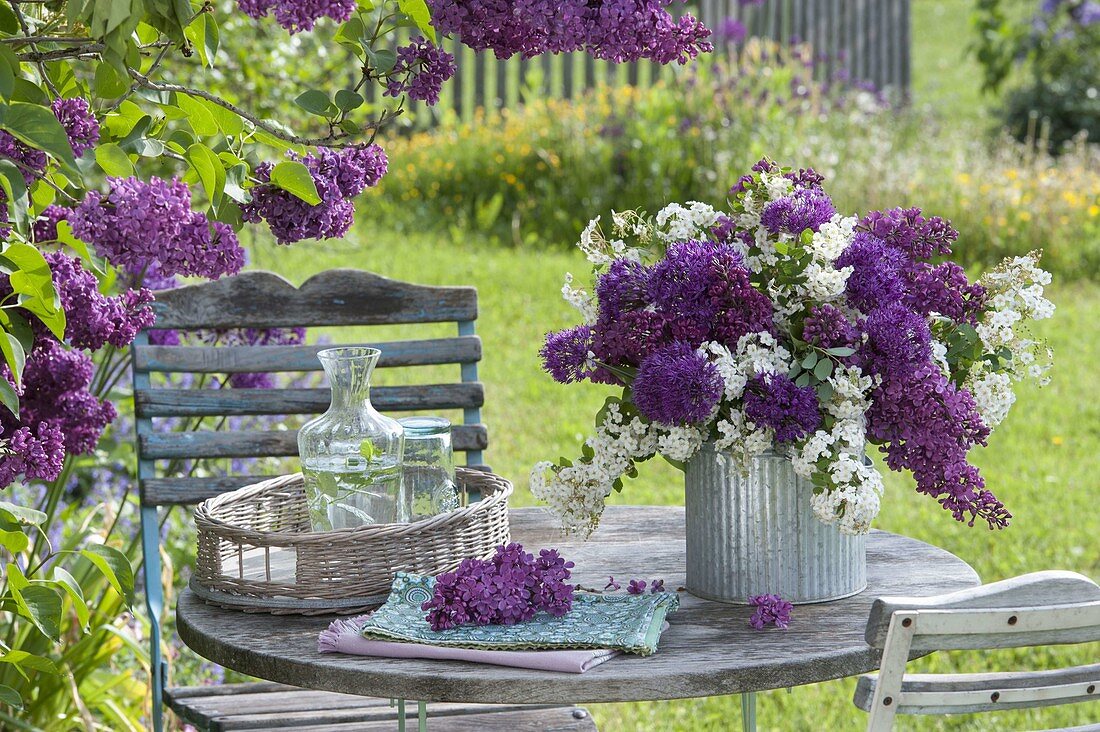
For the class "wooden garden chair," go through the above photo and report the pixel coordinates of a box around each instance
[855,570,1100,730]
[131,269,596,731]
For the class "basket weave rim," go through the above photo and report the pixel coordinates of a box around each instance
[194,467,512,546]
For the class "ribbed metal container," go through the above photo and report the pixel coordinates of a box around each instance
[684,443,867,604]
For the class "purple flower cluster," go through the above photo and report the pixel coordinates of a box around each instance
[44,251,156,350]
[237,0,355,32]
[428,0,712,64]
[748,594,792,629]
[631,342,723,425]
[51,97,100,158]
[760,186,837,236]
[421,544,575,631]
[242,145,387,244]
[801,304,858,349]
[859,207,958,261]
[69,176,245,279]
[0,130,47,184]
[743,372,821,443]
[385,37,457,106]
[32,205,69,243]
[0,422,65,486]
[540,325,594,384]
[207,327,308,389]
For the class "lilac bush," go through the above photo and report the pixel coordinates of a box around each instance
[533,159,1055,536]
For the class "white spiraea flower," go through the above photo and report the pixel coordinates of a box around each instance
[656,425,707,462]
[713,408,772,474]
[965,365,1016,429]
[808,214,858,262]
[810,453,884,535]
[561,272,597,323]
[655,201,720,243]
[761,171,794,201]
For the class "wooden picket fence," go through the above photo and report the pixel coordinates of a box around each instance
[400,0,910,122]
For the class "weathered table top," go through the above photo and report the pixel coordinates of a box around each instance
[177,505,980,704]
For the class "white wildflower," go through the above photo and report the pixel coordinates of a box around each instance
[561,272,597,323]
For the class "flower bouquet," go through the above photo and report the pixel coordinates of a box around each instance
[531,159,1054,600]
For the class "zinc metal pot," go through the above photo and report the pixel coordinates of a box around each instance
[684,442,867,604]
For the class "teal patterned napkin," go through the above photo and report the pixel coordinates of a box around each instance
[359,572,679,656]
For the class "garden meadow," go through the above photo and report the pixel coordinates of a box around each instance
[0,0,1097,730]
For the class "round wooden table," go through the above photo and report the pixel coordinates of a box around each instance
[178,505,979,708]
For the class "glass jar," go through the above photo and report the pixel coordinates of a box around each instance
[297,347,406,531]
[398,416,459,521]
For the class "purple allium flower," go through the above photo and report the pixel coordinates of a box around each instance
[541,325,595,384]
[241,146,387,245]
[51,97,99,158]
[716,18,747,44]
[422,543,574,631]
[32,205,69,243]
[858,207,958,261]
[760,186,837,236]
[859,302,933,381]
[801,304,858,349]
[385,37,457,106]
[237,0,355,32]
[647,240,774,348]
[743,372,822,443]
[69,176,245,279]
[631,342,723,425]
[590,259,665,375]
[428,0,712,65]
[748,594,793,629]
[835,232,907,313]
[627,579,647,595]
[604,576,621,591]
[43,251,156,350]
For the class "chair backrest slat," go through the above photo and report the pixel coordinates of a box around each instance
[132,336,481,373]
[148,269,477,329]
[134,383,484,417]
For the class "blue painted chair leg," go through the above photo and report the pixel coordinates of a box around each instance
[141,506,165,732]
[418,700,427,731]
[741,692,757,732]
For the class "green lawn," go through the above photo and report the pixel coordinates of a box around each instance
[911,0,992,124]
[251,230,1099,731]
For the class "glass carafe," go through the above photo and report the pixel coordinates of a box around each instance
[297,347,406,531]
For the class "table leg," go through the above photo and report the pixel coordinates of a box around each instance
[741,692,757,732]
[397,698,406,732]
[418,700,428,731]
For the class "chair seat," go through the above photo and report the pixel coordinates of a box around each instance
[166,681,598,731]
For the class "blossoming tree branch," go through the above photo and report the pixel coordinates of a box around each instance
[0,0,711,717]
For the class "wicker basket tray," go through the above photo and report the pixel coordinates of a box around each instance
[191,468,512,615]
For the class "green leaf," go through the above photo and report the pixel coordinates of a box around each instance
[6,565,61,642]
[334,16,366,56]
[824,346,856,357]
[174,93,219,137]
[358,440,377,461]
[397,0,436,43]
[795,372,811,388]
[294,90,336,118]
[1,242,65,340]
[94,142,134,177]
[813,358,834,381]
[366,48,397,74]
[0,46,18,102]
[81,544,135,605]
[49,567,89,630]
[0,501,45,526]
[800,351,819,369]
[0,684,21,710]
[199,97,244,136]
[0,650,58,675]
[0,528,28,554]
[94,62,129,98]
[0,379,17,418]
[269,161,321,205]
[334,89,364,112]
[0,333,25,388]
[185,143,225,206]
[1,102,79,176]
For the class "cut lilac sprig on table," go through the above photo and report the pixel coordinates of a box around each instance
[627,579,648,595]
[748,594,793,630]
[421,543,575,631]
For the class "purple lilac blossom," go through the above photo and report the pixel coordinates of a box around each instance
[748,594,793,629]
[0,422,65,486]
[743,372,822,443]
[51,97,100,158]
[627,579,647,595]
[32,205,69,243]
[540,325,595,384]
[422,543,575,631]
[43,251,156,350]
[650,578,666,593]
[205,327,308,389]
[237,0,355,32]
[385,37,457,106]
[801,304,858,349]
[783,167,826,188]
[858,207,958,261]
[903,262,987,324]
[631,342,723,425]
[760,186,837,237]
[428,0,713,65]
[0,130,47,184]
[835,232,907,313]
[241,146,387,244]
[604,576,622,591]
[69,176,245,279]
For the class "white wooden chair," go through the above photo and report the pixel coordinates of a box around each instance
[854,571,1100,730]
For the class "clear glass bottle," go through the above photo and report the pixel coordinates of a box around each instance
[398,416,459,521]
[297,347,406,531]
